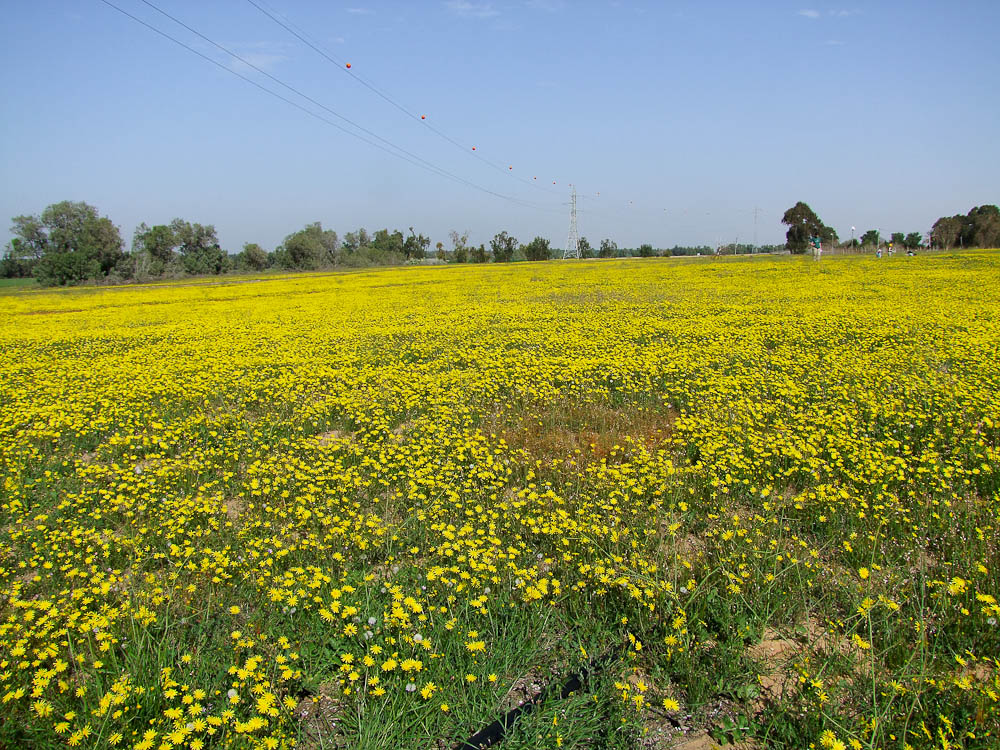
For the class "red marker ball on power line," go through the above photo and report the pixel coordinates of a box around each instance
[509,166,513,170]
[472,146,476,151]
[345,63,351,69]
[421,115,426,120]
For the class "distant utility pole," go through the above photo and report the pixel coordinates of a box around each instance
[564,186,579,259]
[753,207,762,252]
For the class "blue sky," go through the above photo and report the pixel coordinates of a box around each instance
[2,1,998,253]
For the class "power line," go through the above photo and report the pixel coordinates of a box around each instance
[134,0,553,210]
[98,0,560,213]
[244,0,564,197]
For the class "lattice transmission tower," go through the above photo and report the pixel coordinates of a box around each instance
[563,185,579,259]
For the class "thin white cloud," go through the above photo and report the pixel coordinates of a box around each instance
[830,9,862,17]
[346,7,374,14]
[446,1,500,19]
[824,39,846,46]
[526,0,566,10]
[798,9,821,19]
[216,41,290,74]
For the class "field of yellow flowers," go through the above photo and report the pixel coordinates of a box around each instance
[1,252,998,749]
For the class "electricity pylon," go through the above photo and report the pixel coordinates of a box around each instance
[563,186,579,259]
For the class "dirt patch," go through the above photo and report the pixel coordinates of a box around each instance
[499,667,547,713]
[747,616,865,707]
[295,684,344,749]
[390,419,414,439]
[664,732,758,750]
[487,399,675,466]
[747,624,811,704]
[131,458,160,476]
[667,733,724,750]
[316,430,349,446]
[659,531,707,564]
[20,308,85,316]
[748,628,801,662]
[223,497,245,522]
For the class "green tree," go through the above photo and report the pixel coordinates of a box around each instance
[449,230,469,263]
[470,244,488,263]
[371,229,404,256]
[8,215,47,262]
[781,201,829,253]
[598,238,617,258]
[522,236,551,261]
[929,206,1000,249]
[170,219,226,275]
[132,223,177,277]
[930,216,962,248]
[860,229,880,248]
[578,236,593,258]
[0,243,36,278]
[638,243,655,257]
[11,201,125,285]
[402,227,430,260]
[238,242,269,271]
[890,232,905,248]
[968,205,1000,248]
[276,222,338,270]
[903,232,923,250]
[490,231,517,263]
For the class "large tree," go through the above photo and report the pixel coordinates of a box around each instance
[276,222,339,269]
[930,206,1000,249]
[598,238,617,258]
[341,228,370,255]
[490,231,517,263]
[781,201,833,253]
[522,236,551,262]
[11,200,124,285]
[237,242,269,271]
[859,229,880,248]
[967,205,1000,248]
[132,223,177,277]
[578,236,594,259]
[470,244,489,263]
[170,218,226,275]
[371,228,404,256]
[402,227,430,260]
[930,216,963,249]
[449,230,469,263]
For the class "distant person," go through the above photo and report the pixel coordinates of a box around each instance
[810,236,822,261]
[876,247,882,258]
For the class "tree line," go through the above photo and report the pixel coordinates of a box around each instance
[5,199,997,286]
[781,201,999,254]
[0,201,545,285]
[2,200,741,286]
